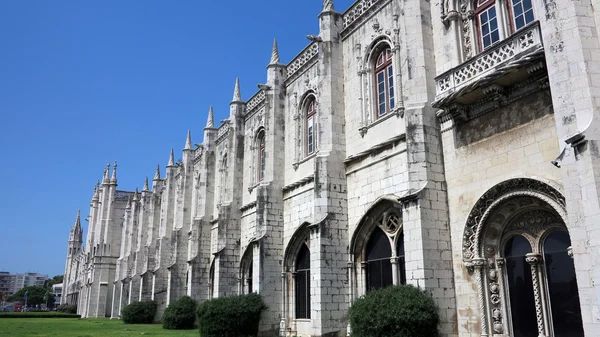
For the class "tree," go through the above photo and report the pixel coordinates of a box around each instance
[8,286,54,306]
[43,275,64,289]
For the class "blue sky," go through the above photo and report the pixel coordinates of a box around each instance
[0,0,356,277]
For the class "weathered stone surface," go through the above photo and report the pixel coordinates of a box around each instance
[62,0,600,336]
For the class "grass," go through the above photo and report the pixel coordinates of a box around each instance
[0,312,80,318]
[0,318,200,337]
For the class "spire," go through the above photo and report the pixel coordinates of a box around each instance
[110,161,117,183]
[143,177,149,191]
[167,148,175,167]
[102,162,110,184]
[232,77,242,102]
[269,39,280,65]
[153,164,161,180]
[323,0,334,11]
[92,183,99,201]
[133,187,139,201]
[206,106,214,128]
[184,130,192,150]
[73,209,81,230]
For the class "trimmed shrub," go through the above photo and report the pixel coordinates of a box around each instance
[162,295,197,330]
[121,300,157,324]
[196,293,266,337]
[349,284,439,337]
[0,312,81,318]
[56,304,77,314]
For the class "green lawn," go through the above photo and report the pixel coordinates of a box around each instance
[0,318,200,337]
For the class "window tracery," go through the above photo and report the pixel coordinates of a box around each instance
[351,200,405,298]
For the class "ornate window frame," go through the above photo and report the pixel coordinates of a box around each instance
[292,91,319,170]
[357,34,404,137]
[462,178,583,336]
[305,96,317,156]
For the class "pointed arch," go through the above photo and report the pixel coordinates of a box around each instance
[283,222,312,272]
[239,243,254,295]
[350,195,402,259]
[350,195,405,298]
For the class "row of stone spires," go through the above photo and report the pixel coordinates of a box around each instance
[82,0,338,210]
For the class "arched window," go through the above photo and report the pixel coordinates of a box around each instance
[305,98,317,155]
[257,131,265,182]
[352,205,406,296]
[373,47,395,117]
[465,184,584,337]
[396,232,406,285]
[220,154,228,203]
[366,227,392,290]
[295,243,310,319]
[240,246,253,295]
[246,261,253,294]
[474,0,535,50]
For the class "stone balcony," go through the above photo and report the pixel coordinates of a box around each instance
[433,21,548,122]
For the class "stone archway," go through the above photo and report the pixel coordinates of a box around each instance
[462,178,584,337]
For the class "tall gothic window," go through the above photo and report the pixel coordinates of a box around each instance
[474,0,535,51]
[305,98,317,155]
[295,243,310,319]
[374,47,395,117]
[257,131,265,182]
[220,155,227,203]
[366,227,392,290]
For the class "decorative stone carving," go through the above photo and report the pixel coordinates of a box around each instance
[382,212,401,234]
[435,22,542,98]
[286,43,319,81]
[342,0,385,36]
[462,178,565,263]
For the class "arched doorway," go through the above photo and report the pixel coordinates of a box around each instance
[463,178,584,337]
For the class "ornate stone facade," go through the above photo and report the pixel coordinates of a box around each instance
[62,0,600,336]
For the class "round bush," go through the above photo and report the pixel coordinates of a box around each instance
[121,300,157,324]
[162,296,197,330]
[349,285,439,337]
[196,293,266,337]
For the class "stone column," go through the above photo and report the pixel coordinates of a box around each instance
[525,253,547,337]
[279,272,287,337]
[390,257,399,285]
[472,258,488,337]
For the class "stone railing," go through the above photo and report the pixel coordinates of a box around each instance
[246,89,266,114]
[216,122,229,144]
[435,22,542,98]
[285,42,319,81]
[343,0,382,29]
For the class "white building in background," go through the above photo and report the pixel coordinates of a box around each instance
[63,0,600,336]
[0,272,48,297]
